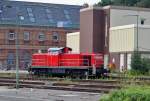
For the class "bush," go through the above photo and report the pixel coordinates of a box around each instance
[131,52,150,75]
[100,86,150,101]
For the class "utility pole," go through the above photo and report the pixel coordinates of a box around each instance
[136,15,139,52]
[4,3,20,89]
[16,7,21,89]
[15,25,19,89]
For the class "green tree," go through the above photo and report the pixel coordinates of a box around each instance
[95,0,112,6]
[131,52,142,71]
[95,0,150,8]
[113,0,141,6]
[131,52,149,74]
[112,0,126,6]
[82,3,89,8]
[137,0,150,8]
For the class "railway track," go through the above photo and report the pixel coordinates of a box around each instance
[0,77,121,93]
[0,76,149,93]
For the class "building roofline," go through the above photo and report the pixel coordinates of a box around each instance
[103,5,150,12]
[110,24,150,30]
[80,6,102,12]
[10,0,82,7]
[67,32,80,36]
[0,23,79,30]
[80,5,150,12]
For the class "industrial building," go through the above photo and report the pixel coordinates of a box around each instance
[79,6,150,71]
[109,24,150,71]
[67,32,80,53]
[0,0,81,70]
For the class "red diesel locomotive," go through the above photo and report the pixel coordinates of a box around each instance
[29,47,104,78]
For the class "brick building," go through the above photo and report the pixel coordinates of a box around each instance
[0,0,81,70]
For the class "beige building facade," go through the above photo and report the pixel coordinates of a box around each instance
[109,24,150,71]
[67,32,80,53]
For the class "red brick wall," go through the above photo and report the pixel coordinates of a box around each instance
[0,26,78,70]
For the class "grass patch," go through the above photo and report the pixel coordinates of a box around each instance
[100,85,150,101]
[0,73,28,78]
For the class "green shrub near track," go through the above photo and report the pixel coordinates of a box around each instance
[100,86,150,101]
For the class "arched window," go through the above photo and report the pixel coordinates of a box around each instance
[52,32,59,42]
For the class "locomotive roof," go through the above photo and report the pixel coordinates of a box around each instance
[48,47,72,51]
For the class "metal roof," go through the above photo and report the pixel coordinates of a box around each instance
[0,0,81,29]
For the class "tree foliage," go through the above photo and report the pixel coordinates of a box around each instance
[131,52,149,75]
[95,0,112,6]
[95,0,150,8]
[137,0,150,8]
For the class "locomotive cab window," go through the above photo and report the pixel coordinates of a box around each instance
[83,55,91,66]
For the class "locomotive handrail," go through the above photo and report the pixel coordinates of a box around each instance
[59,59,90,66]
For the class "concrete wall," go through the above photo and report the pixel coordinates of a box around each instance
[109,24,150,71]
[109,25,135,52]
[80,7,105,53]
[110,7,150,27]
[80,8,93,53]
[67,32,80,53]
[138,25,150,52]
[109,24,150,52]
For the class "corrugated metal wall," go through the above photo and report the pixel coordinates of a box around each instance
[109,25,135,52]
[67,32,80,53]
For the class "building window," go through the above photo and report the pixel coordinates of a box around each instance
[64,9,70,20]
[52,32,59,41]
[38,33,45,41]
[24,32,30,41]
[19,16,25,20]
[65,14,70,19]
[46,8,54,23]
[48,19,54,23]
[28,13,34,17]
[47,14,52,19]
[64,9,69,15]
[27,7,36,23]
[0,9,2,13]
[27,8,32,13]
[30,17,35,22]
[8,32,15,40]
[46,9,51,13]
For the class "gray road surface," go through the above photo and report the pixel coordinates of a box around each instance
[0,87,102,101]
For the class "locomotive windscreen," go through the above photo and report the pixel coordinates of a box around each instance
[83,55,91,66]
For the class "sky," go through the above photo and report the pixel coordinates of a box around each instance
[13,0,100,5]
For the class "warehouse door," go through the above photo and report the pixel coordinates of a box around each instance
[120,54,124,72]
[127,54,131,70]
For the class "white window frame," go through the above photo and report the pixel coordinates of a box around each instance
[30,17,35,22]
[19,16,25,20]
[24,32,30,41]
[27,8,33,13]
[52,32,59,42]
[46,9,51,13]
[8,32,15,40]
[28,13,34,17]
[38,33,45,41]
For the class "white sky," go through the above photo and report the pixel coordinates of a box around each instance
[13,0,100,5]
